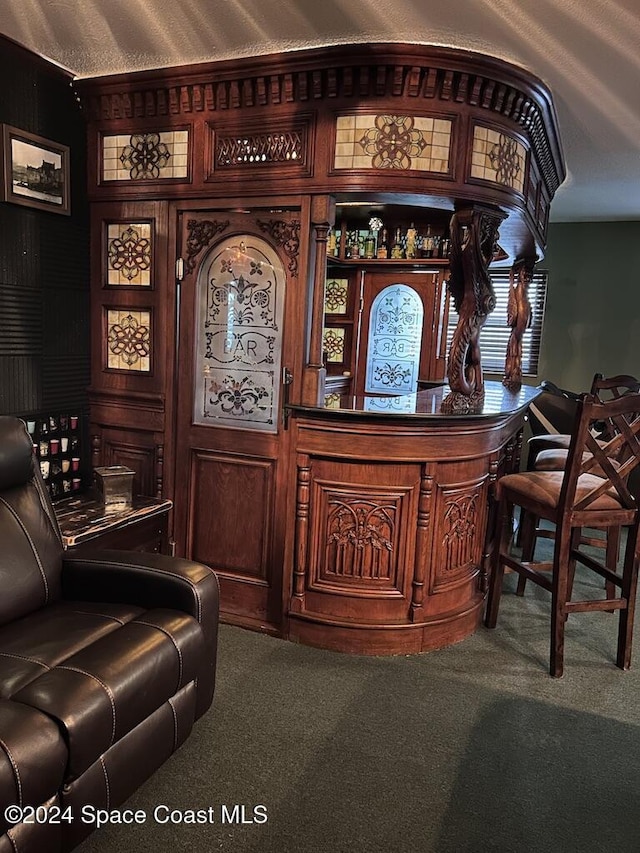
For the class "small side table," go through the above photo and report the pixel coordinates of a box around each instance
[55,493,173,554]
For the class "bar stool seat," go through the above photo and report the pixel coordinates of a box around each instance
[485,391,640,677]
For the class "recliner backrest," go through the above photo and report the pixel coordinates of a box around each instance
[0,416,63,625]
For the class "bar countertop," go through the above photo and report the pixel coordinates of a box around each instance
[288,380,541,422]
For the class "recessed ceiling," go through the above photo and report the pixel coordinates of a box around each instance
[1,0,639,223]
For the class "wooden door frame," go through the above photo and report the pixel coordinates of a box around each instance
[354,267,443,396]
[167,195,312,634]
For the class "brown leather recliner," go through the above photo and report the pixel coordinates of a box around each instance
[0,416,219,852]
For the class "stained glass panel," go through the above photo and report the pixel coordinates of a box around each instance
[106,309,151,372]
[470,125,526,192]
[334,114,451,173]
[193,236,285,432]
[324,277,349,315]
[106,222,152,286]
[365,284,423,394]
[102,130,189,181]
[322,327,346,363]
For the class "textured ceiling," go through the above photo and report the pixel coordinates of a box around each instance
[2,0,639,222]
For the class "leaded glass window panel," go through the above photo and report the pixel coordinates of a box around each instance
[106,222,152,286]
[322,327,345,363]
[106,309,151,372]
[365,284,423,394]
[324,277,349,315]
[193,236,285,432]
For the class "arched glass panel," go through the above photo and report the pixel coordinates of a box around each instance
[193,236,285,432]
[365,284,424,394]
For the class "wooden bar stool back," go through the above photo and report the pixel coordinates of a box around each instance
[485,391,640,677]
[522,373,640,598]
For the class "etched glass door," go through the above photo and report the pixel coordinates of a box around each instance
[174,208,301,635]
[193,236,286,432]
[364,283,424,394]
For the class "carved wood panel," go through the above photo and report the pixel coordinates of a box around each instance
[430,479,488,593]
[308,476,417,599]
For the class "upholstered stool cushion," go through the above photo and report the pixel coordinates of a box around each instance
[498,470,623,512]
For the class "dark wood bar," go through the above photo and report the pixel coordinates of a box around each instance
[73,42,565,650]
[286,381,537,653]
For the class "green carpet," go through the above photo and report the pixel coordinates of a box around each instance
[78,566,640,853]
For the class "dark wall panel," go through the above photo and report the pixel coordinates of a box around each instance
[0,35,89,416]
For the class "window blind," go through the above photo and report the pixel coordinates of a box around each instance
[446,269,548,376]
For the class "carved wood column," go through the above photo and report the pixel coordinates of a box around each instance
[301,196,333,406]
[503,255,537,391]
[443,204,507,413]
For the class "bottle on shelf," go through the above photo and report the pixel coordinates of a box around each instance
[364,229,376,259]
[423,225,434,258]
[390,227,404,259]
[376,228,389,259]
[405,222,417,259]
[327,227,337,257]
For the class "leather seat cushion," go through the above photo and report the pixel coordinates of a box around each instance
[0,700,67,835]
[498,470,624,512]
[9,605,205,780]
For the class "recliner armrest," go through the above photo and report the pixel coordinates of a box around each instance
[61,549,219,718]
[62,549,218,624]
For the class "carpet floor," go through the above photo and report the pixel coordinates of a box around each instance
[78,562,640,853]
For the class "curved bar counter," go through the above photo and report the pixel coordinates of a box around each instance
[287,381,539,654]
[78,43,564,651]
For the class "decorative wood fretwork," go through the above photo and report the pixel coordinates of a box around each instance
[184,218,230,274]
[216,129,303,167]
[256,219,300,277]
[443,204,506,411]
[503,256,537,391]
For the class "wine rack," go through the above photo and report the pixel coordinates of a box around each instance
[21,411,88,500]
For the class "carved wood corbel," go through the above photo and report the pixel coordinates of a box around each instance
[443,204,507,413]
[503,255,537,391]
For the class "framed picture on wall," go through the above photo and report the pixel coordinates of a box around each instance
[1,124,70,215]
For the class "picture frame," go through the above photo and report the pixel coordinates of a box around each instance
[1,124,70,215]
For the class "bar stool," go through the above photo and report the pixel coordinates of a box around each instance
[521,373,640,598]
[485,391,640,677]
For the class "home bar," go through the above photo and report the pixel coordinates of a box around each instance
[77,43,565,654]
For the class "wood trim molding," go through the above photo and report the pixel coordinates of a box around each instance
[76,43,565,197]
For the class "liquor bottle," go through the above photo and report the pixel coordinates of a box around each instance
[376,228,389,259]
[423,225,434,258]
[364,229,376,259]
[327,227,336,257]
[405,222,417,259]
[390,227,404,259]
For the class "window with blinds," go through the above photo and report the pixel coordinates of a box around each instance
[446,269,548,376]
